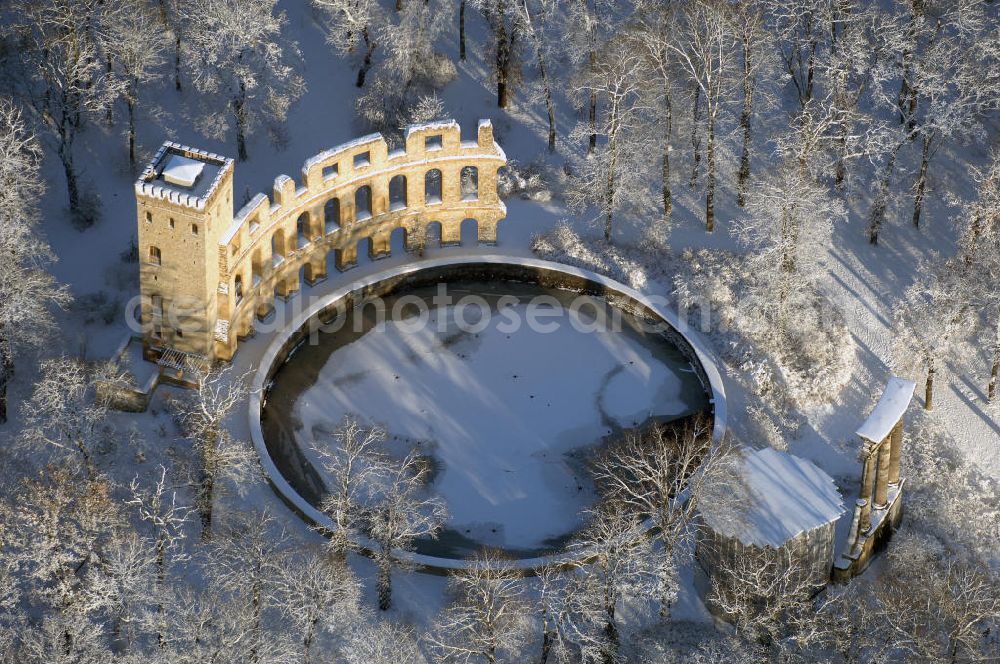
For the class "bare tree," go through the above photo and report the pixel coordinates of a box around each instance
[956,153,1000,400]
[103,0,169,167]
[277,545,360,663]
[311,0,384,88]
[127,465,192,648]
[667,0,738,233]
[632,2,680,224]
[516,0,558,150]
[20,357,108,476]
[311,415,390,557]
[566,37,653,243]
[11,464,121,656]
[344,619,426,664]
[0,100,71,423]
[159,580,292,664]
[2,0,118,216]
[534,563,606,664]
[426,550,532,664]
[868,532,1000,663]
[865,0,996,244]
[181,0,304,160]
[591,414,728,619]
[173,365,256,540]
[904,6,999,229]
[737,103,846,333]
[818,2,882,189]
[567,506,655,662]
[763,0,831,108]
[13,612,113,664]
[894,262,973,410]
[363,449,447,611]
[354,0,456,137]
[81,530,156,651]
[704,543,822,658]
[730,1,774,208]
[209,512,289,664]
[471,0,521,108]
[562,0,619,155]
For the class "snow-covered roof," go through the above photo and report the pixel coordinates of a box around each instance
[856,377,916,444]
[162,154,204,188]
[701,448,844,548]
[134,142,232,210]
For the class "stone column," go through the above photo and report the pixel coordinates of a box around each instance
[372,178,388,216]
[873,440,891,509]
[477,215,499,245]
[335,245,357,271]
[859,447,877,532]
[370,230,391,258]
[888,420,903,486]
[858,497,872,537]
[440,218,462,246]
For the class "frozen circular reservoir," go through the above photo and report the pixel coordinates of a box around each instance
[259,269,713,561]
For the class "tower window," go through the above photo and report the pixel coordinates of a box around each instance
[145,211,152,223]
[169,217,175,229]
[149,246,162,265]
[191,223,199,236]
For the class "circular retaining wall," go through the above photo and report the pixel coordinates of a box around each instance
[249,255,727,572]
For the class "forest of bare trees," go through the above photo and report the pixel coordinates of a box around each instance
[0,0,998,661]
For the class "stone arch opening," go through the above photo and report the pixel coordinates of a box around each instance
[389,175,407,211]
[355,186,372,221]
[460,218,479,245]
[425,220,442,248]
[234,273,244,303]
[324,197,340,234]
[357,236,373,262]
[296,212,310,249]
[271,230,286,267]
[461,166,479,200]
[390,226,408,254]
[425,169,442,204]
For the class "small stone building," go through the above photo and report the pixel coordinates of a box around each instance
[696,448,845,596]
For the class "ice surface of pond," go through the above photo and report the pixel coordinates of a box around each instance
[262,282,709,558]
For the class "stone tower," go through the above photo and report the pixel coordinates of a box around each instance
[134,142,234,364]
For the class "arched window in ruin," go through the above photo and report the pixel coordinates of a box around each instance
[425,169,442,204]
[460,166,479,200]
[355,185,372,221]
[461,217,479,245]
[234,274,243,302]
[271,230,285,267]
[297,212,310,249]
[148,246,161,265]
[389,175,407,211]
[324,197,340,234]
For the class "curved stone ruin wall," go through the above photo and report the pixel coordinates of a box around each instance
[135,120,507,363]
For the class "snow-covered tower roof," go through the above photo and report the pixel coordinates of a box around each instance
[701,448,845,548]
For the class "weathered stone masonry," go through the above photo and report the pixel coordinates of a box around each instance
[135,120,507,365]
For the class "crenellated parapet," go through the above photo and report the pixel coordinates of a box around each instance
[135,120,507,365]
